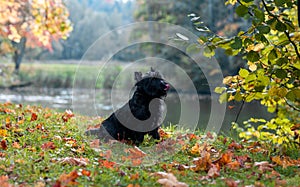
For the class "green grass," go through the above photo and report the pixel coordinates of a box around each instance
[0,103,299,186]
[1,62,125,89]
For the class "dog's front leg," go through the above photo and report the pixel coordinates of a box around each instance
[149,128,160,140]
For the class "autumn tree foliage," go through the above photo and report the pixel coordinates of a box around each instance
[0,0,72,71]
[190,0,299,150]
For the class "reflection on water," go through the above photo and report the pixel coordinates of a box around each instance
[0,88,272,132]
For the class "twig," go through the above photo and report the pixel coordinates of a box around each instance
[237,0,254,16]
[234,100,245,123]
[261,0,300,59]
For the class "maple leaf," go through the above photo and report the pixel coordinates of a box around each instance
[153,172,188,187]
[217,151,233,166]
[99,159,116,169]
[191,150,211,172]
[41,142,56,150]
[53,170,79,187]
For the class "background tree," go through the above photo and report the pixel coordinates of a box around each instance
[37,0,135,60]
[133,0,249,93]
[190,0,300,149]
[0,0,72,72]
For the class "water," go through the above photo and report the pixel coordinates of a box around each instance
[0,87,272,132]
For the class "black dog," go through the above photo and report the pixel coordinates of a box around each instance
[85,68,170,144]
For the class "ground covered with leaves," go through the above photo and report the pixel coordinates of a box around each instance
[0,102,299,187]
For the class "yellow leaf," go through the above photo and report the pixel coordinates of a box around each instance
[0,129,7,137]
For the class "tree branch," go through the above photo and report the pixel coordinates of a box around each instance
[261,0,300,59]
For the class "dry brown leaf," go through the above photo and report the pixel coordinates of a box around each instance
[153,172,188,187]
[59,157,88,166]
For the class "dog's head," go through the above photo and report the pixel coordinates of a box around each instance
[134,68,170,98]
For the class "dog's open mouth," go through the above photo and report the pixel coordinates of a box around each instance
[164,84,170,91]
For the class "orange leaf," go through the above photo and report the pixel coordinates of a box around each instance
[130,173,139,180]
[218,151,233,166]
[226,160,240,170]
[53,170,79,187]
[192,151,211,172]
[31,113,38,121]
[99,159,116,169]
[131,158,142,166]
[0,175,13,187]
[81,169,91,177]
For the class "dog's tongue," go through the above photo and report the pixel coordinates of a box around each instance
[164,84,170,91]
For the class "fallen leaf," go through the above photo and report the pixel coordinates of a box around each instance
[53,170,79,187]
[226,160,240,170]
[153,172,188,187]
[224,178,238,187]
[130,173,139,180]
[191,151,211,172]
[31,112,38,121]
[12,142,21,149]
[271,156,300,168]
[254,161,274,172]
[59,157,88,166]
[127,184,140,187]
[90,139,100,148]
[0,175,13,187]
[214,151,233,166]
[99,159,116,169]
[0,140,8,150]
[159,128,171,139]
[0,129,7,137]
[228,141,243,150]
[207,164,220,178]
[62,110,74,122]
[41,142,56,150]
[80,169,91,177]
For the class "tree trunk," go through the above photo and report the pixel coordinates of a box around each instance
[12,37,27,73]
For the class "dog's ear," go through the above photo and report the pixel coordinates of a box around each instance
[134,72,143,82]
[150,67,155,72]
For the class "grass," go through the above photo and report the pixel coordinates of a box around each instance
[1,62,125,89]
[0,103,299,186]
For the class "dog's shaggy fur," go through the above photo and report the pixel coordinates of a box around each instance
[85,68,170,144]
